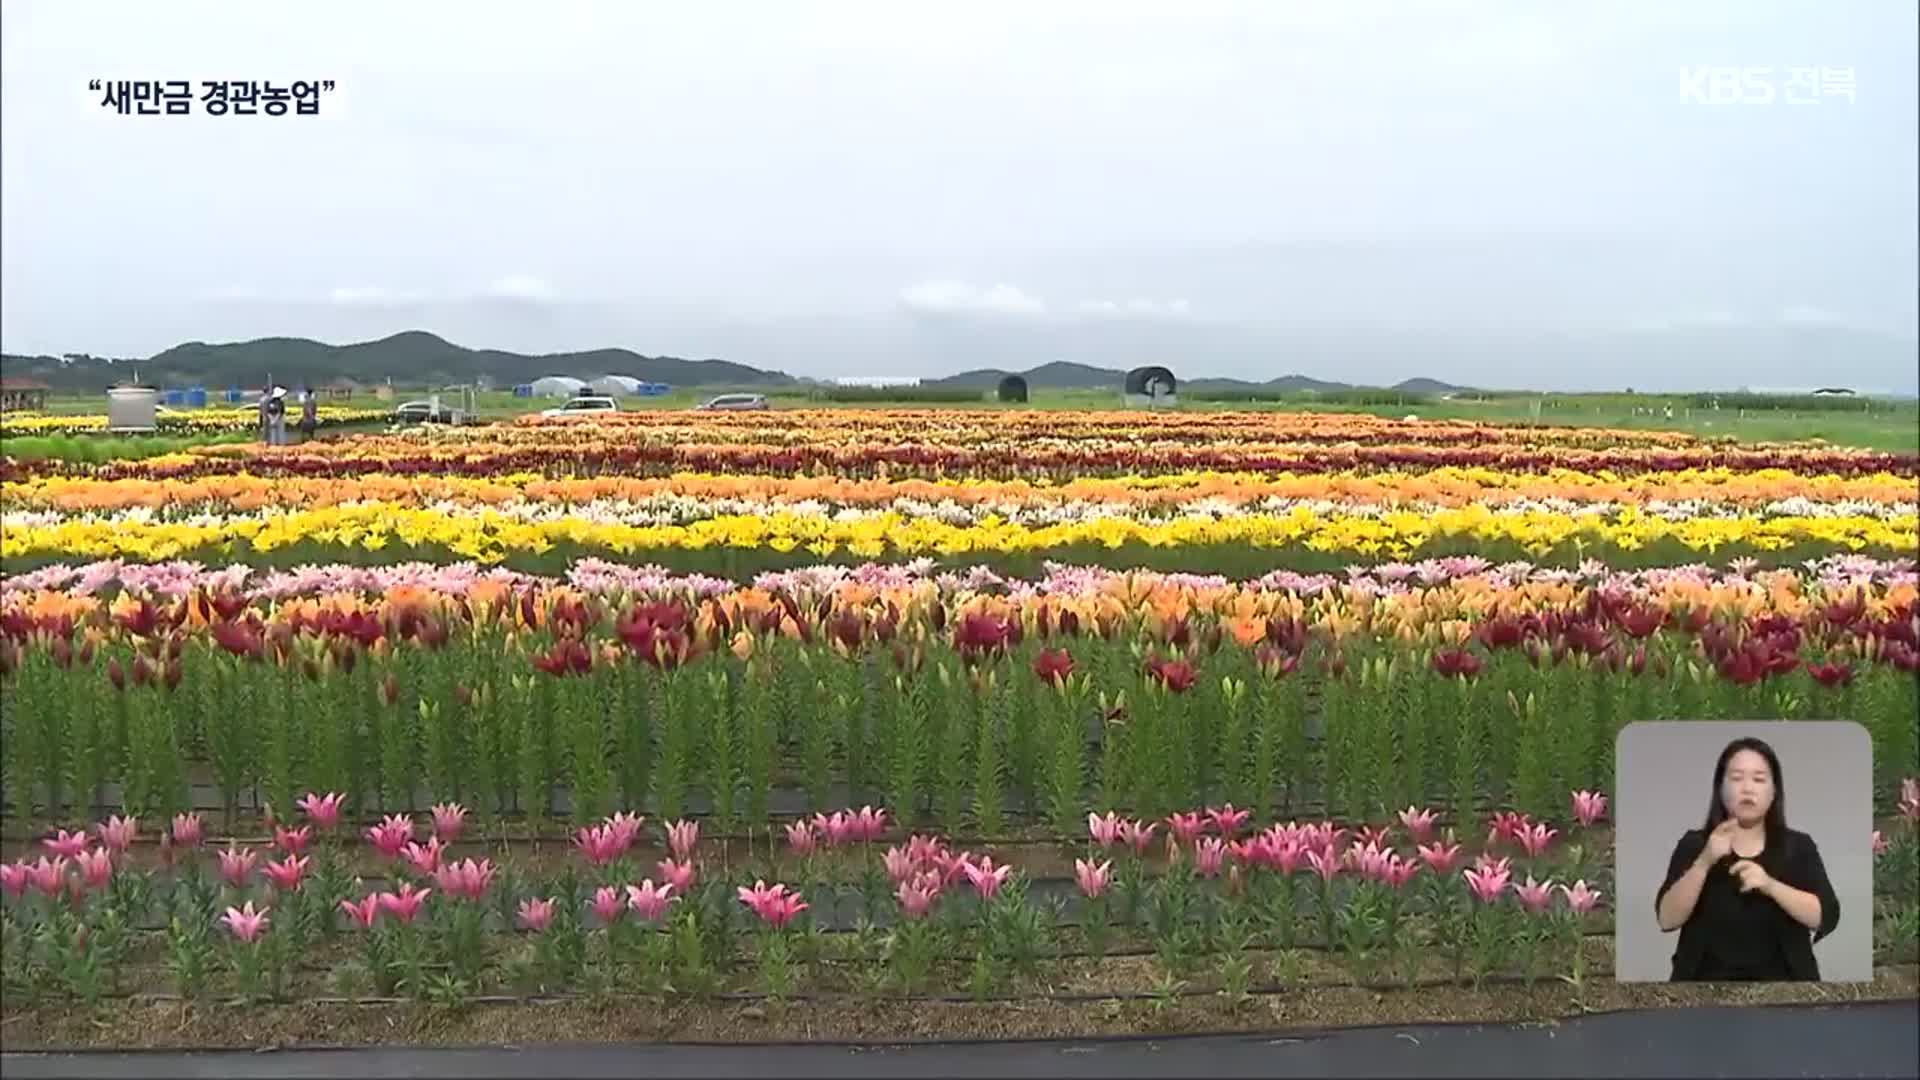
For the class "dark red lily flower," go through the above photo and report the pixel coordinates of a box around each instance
[954,611,1012,660]
[1616,606,1666,639]
[1146,654,1198,693]
[1805,661,1853,688]
[1032,647,1074,687]
[114,598,160,638]
[1431,647,1484,680]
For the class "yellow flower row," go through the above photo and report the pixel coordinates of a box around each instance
[0,406,391,437]
[5,502,1912,564]
[5,465,1917,512]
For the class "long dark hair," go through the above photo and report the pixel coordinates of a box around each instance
[1703,735,1788,849]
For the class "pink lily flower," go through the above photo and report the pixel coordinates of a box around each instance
[338,894,382,929]
[1193,838,1227,879]
[1871,829,1890,856]
[171,812,205,848]
[574,823,625,867]
[295,791,346,831]
[1305,846,1344,883]
[431,803,468,844]
[853,805,890,842]
[75,848,113,893]
[262,854,310,893]
[365,815,416,858]
[1570,790,1608,828]
[626,879,678,922]
[1355,824,1393,851]
[784,820,819,857]
[218,845,258,888]
[28,857,67,898]
[656,857,696,896]
[1515,874,1556,914]
[403,838,445,877]
[0,861,28,899]
[221,901,271,942]
[1119,819,1160,856]
[1517,823,1559,859]
[378,882,432,923]
[1464,862,1512,904]
[1417,837,1464,875]
[1382,853,1421,889]
[604,811,647,850]
[590,885,626,926]
[964,856,1013,900]
[1088,811,1124,849]
[666,819,700,861]
[1075,858,1112,899]
[737,880,808,929]
[1166,811,1208,848]
[1397,806,1438,845]
[1559,879,1605,915]
[95,815,139,854]
[1207,804,1252,839]
[43,829,90,861]
[896,876,939,920]
[272,825,312,857]
[432,857,496,901]
[516,897,556,931]
[883,845,918,884]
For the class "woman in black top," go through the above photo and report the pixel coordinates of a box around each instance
[1654,736,1840,980]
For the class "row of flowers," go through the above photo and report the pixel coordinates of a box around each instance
[5,576,1916,835]
[4,501,1913,566]
[16,437,1910,483]
[8,493,1915,529]
[498,408,1710,448]
[0,406,392,438]
[5,554,1913,607]
[5,789,1918,1006]
[9,467,1917,515]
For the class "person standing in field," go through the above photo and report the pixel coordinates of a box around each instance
[265,386,289,445]
[299,385,318,440]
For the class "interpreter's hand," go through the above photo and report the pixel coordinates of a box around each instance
[1699,819,1740,866]
[1729,858,1773,894]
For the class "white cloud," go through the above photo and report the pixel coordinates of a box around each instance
[485,275,556,302]
[1778,305,1845,326]
[326,285,424,306]
[1076,297,1193,319]
[899,280,1046,316]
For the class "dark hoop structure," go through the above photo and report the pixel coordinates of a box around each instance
[997,375,1029,403]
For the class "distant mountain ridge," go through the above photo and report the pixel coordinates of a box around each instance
[0,331,797,392]
[928,362,1461,395]
[0,331,1474,394]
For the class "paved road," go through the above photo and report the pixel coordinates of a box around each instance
[5,1001,1917,1079]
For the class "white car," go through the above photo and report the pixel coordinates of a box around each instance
[694,393,769,411]
[540,395,619,418]
[393,399,457,424]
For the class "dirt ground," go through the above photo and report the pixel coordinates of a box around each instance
[4,963,1915,1051]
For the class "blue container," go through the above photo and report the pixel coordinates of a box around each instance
[186,387,208,408]
[162,389,186,406]
[512,384,534,398]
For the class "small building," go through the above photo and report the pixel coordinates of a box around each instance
[0,377,50,412]
[1123,366,1178,409]
[1811,387,1856,396]
[997,375,1029,403]
[529,375,588,398]
[589,374,644,397]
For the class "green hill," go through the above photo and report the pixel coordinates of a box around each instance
[1,331,797,392]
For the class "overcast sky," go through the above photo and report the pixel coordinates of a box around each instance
[3,0,1916,391]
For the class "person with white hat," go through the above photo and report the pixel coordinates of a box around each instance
[265,386,289,445]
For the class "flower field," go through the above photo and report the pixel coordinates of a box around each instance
[0,405,393,439]
[1,407,1918,1041]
